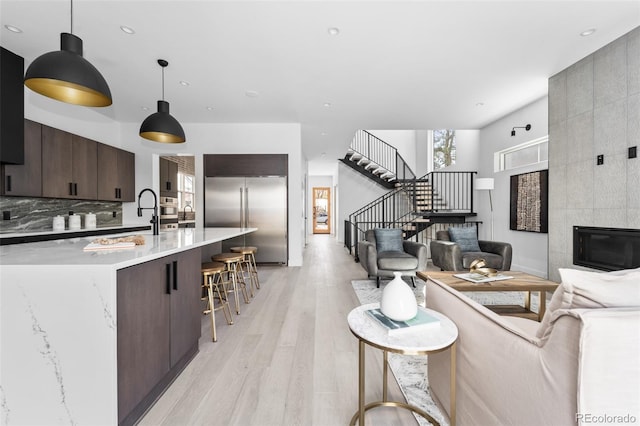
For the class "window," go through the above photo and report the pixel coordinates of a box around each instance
[433,129,456,170]
[177,172,195,212]
[494,136,548,172]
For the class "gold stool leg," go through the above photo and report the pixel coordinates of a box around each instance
[213,271,233,325]
[226,264,241,315]
[206,274,217,342]
[233,261,251,304]
[250,252,260,289]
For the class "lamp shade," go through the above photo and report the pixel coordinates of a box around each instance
[24,33,112,107]
[475,178,494,190]
[139,100,186,143]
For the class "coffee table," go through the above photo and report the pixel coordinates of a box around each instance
[417,270,559,322]
[347,303,458,426]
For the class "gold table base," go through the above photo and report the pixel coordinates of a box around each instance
[349,340,456,426]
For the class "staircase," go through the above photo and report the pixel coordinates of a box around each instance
[339,130,415,189]
[342,131,479,260]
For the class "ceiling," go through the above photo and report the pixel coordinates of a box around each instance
[1,0,639,165]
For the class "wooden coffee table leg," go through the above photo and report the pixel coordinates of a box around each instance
[524,291,531,312]
[538,291,547,321]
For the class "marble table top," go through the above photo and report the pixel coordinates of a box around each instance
[348,303,458,354]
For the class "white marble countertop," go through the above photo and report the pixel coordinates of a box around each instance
[347,303,458,353]
[0,227,256,268]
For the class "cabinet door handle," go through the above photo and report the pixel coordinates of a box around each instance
[69,182,74,196]
[166,181,171,191]
[74,183,78,196]
[6,175,11,192]
[166,263,172,294]
[172,260,178,290]
[115,188,119,199]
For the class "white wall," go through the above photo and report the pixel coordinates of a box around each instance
[478,97,549,277]
[337,162,388,243]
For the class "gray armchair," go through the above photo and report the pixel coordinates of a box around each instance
[430,228,512,271]
[358,228,428,288]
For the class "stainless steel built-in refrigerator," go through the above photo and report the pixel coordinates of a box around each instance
[204,177,287,264]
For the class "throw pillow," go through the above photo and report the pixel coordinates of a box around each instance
[536,267,640,340]
[448,226,481,252]
[374,228,404,253]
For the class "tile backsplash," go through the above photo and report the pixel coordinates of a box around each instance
[0,196,122,233]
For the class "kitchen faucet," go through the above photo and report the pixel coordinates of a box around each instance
[137,188,159,235]
[182,203,193,221]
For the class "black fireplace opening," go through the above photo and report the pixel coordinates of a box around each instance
[573,226,640,271]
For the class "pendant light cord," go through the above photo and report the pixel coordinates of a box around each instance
[70,0,74,34]
[161,66,165,101]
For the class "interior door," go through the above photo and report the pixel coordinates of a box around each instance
[312,187,330,234]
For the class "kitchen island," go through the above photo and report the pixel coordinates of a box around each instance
[0,227,256,426]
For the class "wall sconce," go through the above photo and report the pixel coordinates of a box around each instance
[511,124,531,137]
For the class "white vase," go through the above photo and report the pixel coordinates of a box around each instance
[380,271,418,321]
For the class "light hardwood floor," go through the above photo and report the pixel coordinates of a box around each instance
[139,234,420,426]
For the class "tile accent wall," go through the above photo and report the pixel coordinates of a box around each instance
[548,26,640,282]
[0,196,122,233]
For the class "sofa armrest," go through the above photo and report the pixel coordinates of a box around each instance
[429,240,463,270]
[357,240,378,277]
[425,276,581,426]
[402,240,428,270]
[478,240,513,270]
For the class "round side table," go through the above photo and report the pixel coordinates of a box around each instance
[347,303,458,426]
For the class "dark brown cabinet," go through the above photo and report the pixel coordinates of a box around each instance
[42,127,97,199]
[0,47,24,165]
[116,248,201,426]
[97,143,136,202]
[1,119,42,196]
[159,157,178,197]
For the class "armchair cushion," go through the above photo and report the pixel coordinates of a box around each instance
[537,267,640,340]
[377,250,419,270]
[447,226,481,252]
[374,228,404,253]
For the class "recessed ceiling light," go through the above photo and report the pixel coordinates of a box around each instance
[179,80,190,86]
[323,102,332,108]
[476,102,484,107]
[580,28,596,37]
[321,132,328,136]
[206,106,214,111]
[328,27,340,36]
[141,106,150,111]
[120,25,135,34]
[4,25,23,33]
[245,90,260,98]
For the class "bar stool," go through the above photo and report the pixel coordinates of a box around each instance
[230,246,260,297]
[211,252,250,314]
[201,261,233,342]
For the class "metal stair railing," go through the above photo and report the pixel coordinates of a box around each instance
[349,130,416,183]
[344,171,477,259]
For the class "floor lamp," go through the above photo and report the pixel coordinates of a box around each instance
[475,178,494,240]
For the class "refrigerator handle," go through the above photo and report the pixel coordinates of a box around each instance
[245,187,249,227]
[239,187,244,228]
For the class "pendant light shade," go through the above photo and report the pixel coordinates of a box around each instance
[139,59,185,144]
[24,1,112,107]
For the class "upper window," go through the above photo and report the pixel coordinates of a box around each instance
[494,136,548,172]
[177,172,195,211]
[433,129,456,170]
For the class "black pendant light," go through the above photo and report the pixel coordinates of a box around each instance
[139,59,186,144]
[24,0,112,107]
